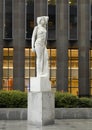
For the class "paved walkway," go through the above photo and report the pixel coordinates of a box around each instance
[0,119,92,130]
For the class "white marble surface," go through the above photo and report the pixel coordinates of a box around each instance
[32,16,49,77]
[30,76,51,92]
[28,92,55,125]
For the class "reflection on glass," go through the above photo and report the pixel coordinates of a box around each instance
[48,0,56,39]
[69,0,77,40]
[26,0,34,39]
[3,0,12,39]
[68,49,78,95]
[3,48,13,90]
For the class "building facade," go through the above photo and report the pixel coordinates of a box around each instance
[0,0,92,96]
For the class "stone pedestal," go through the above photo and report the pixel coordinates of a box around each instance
[28,91,54,125]
[30,76,51,92]
[28,76,55,126]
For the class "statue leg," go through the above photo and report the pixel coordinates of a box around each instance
[43,48,49,77]
[35,46,44,76]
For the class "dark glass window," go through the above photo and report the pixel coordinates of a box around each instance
[48,0,56,40]
[26,0,34,39]
[68,0,78,40]
[3,0,12,39]
[91,0,92,40]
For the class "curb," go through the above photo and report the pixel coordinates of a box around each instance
[0,108,92,120]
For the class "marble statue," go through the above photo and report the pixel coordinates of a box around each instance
[32,16,49,77]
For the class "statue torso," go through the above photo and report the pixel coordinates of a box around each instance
[35,26,47,46]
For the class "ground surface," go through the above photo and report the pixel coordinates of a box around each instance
[0,119,92,130]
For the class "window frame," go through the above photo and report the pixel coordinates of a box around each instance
[25,0,34,40]
[3,0,13,40]
[68,0,78,40]
[47,0,56,40]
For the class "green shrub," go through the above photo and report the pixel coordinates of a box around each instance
[55,92,79,108]
[0,91,11,108]
[1,90,92,108]
[78,97,92,108]
[0,90,27,108]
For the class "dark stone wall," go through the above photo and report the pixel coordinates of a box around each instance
[0,0,3,89]
[56,0,68,91]
[13,0,25,91]
[78,0,90,96]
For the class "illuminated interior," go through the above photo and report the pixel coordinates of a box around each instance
[25,48,56,91]
[2,48,79,95]
[68,49,78,95]
[3,48,13,90]
[90,50,92,95]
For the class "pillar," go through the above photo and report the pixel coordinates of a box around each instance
[0,0,3,89]
[34,0,47,24]
[78,0,90,96]
[13,0,25,91]
[56,0,68,91]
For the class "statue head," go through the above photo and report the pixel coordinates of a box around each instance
[37,16,49,26]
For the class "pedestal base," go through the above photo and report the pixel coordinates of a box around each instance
[28,92,55,126]
[30,76,51,92]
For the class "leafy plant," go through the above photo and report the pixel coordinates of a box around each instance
[78,97,92,108]
[0,90,92,108]
[0,90,27,108]
[55,92,79,108]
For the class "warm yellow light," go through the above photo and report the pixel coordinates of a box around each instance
[69,1,72,4]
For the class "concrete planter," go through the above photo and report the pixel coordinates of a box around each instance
[0,108,92,120]
[55,108,92,119]
[0,108,27,120]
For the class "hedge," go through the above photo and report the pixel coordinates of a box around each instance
[0,90,27,108]
[0,90,92,108]
[55,92,92,108]
[55,92,79,108]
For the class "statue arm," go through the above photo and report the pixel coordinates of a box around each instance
[32,26,37,52]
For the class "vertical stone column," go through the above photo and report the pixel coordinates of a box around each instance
[13,0,25,91]
[78,0,90,96]
[0,0,3,89]
[34,0,47,24]
[56,0,68,91]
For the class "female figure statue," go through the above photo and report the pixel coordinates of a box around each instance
[32,16,49,77]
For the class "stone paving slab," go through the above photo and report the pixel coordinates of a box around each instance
[0,119,92,130]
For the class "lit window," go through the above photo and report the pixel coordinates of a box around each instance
[68,49,79,95]
[3,48,13,90]
[25,48,57,91]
